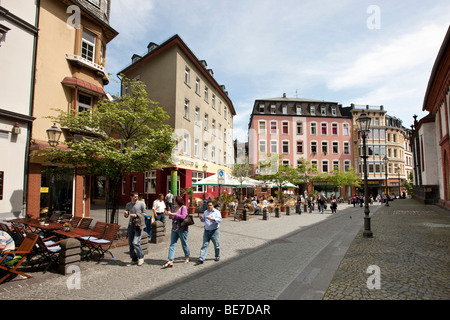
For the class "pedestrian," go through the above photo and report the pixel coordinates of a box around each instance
[251,197,260,215]
[138,193,146,209]
[165,190,174,212]
[0,230,15,265]
[318,196,325,214]
[152,193,166,225]
[197,201,222,264]
[162,196,190,268]
[330,196,337,214]
[296,195,302,215]
[124,191,146,266]
[307,197,312,212]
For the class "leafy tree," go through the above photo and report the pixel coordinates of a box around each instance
[312,168,361,195]
[44,76,175,222]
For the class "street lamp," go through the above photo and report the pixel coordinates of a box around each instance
[383,155,389,206]
[356,113,373,238]
[397,167,401,198]
[46,123,62,147]
[202,163,208,199]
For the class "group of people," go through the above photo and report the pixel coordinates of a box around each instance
[124,191,222,268]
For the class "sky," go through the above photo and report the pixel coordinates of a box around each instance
[104,0,450,142]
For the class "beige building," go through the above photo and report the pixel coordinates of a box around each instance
[27,0,117,218]
[118,35,236,206]
[351,105,409,197]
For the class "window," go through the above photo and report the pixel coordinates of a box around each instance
[195,78,201,94]
[344,160,351,172]
[296,122,303,135]
[321,106,326,115]
[321,123,327,135]
[204,87,209,102]
[258,121,266,134]
[310,106,316,115]
[310,122,317,135]
[184,66,190,85]
[322,141,328,154]
[311,141,317,154]
[224,107,227,120]
[282,105,287,114]
[259,104,265,113]
[184,99,190,119]
[322,160,329,173]
[78,93,93,112]
[282,159,289,166]
[211,146,216,163]
[332,123,338,135]
[333,160,339,171]
[343,123,349,136]
[270,104,276,114]
[183,133,189,155]
[212,119,216,136]
[296,105,302,115]
[192,171,206,192]
[204,114,208,130]
[144,171,156,194]
[296,141,303,154]
[270,140,278,154]
[121,176,126,195]
[81,29,96,62]
[212,94,216,109]
[282,121,289,134]
[311,160,318,170]
[224,129,227,142]
[203,143,208,160]
[270,121,277,134]
[195,107,200,126]
[331,106,337,116]
[332,141,339,154]
[131,176,137,192]
[344,142,350,154]
[282,141,289,153]
[87,0,100,6]
[194,139,199,157]
[259,140,266,153]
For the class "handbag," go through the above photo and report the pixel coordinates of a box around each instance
[181,214,195,228]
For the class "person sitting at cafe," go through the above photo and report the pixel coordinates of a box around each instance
[251,198,260,215]
[0,230,15,265]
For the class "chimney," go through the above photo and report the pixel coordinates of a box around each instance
[283,93,286,98]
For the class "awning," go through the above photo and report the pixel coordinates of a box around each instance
[61,77,106,97]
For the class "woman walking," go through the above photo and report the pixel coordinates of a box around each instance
[162,196,190,268]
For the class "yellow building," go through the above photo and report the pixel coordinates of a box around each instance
[27,0,118,218]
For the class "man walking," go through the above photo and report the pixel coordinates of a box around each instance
[197,201,222,264]
[165,190,174,212]
[124,192,146,266]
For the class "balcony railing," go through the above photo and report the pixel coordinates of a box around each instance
[66,53,109,81]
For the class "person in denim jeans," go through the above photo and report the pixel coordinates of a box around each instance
[197,201,222,264]
[124,192,146,266]
[163,196,190,268]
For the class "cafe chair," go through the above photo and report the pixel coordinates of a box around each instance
[48,212,61,222]
[0,232,39,284]
[78,217,93,230]
[32,235,63,273]
[83,223,121,261]
[69,216,82,228]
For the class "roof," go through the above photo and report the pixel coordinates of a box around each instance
[256,96,338,104]
[119,34,236,115]
[61,77,106,97]
[422,26,450,111]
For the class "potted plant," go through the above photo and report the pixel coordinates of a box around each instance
[63,222,71,232]
[38,217,46,225]
[218,193,236,218]
[276,190,286,212]
[182,187,196,214]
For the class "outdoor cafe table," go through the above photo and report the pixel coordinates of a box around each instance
[52,227,101,240]
[5,218,63,233]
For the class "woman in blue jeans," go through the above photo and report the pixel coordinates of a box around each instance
[163,196,190,268]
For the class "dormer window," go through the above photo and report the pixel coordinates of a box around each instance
[259,104,265,113]
[296,105,302,115]
[270,104,276,114]
[310,106,316,115]
[321,106,326,115]
[282,105,287,114]
[331,106,337,116]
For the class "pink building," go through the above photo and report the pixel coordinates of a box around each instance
[248,95,354,197]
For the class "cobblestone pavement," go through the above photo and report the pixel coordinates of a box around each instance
[1,199,449,301]
[323,198,450,300]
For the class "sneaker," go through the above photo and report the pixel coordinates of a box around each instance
[130,260,137,265]
[196,259,204,264]
[215,258,220,262]
[138,258,144,266]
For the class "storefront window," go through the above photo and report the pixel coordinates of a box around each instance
[40,167,74,218]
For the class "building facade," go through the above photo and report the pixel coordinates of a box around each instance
[0,1,38,219]
[118,35,236,207]
[350,105,410,198]
[416,26,450,209]
[248,95,353,198]
[27,0,118,218]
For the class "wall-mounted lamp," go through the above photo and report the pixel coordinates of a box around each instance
[46,123,62,147]
[12,122,21,135]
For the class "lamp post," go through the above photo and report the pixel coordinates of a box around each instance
[202,163,208,199]
[356,113,373,238]
[46,123,62,217]
[383,155,389,206]
[397,167,401,198]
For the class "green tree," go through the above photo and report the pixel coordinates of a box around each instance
[44,76,175,223]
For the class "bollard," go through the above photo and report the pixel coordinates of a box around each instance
[58,238,81,275]
[151,221,166,244]
[275,207,280,218]
[286,206,290,215]
[242,208,247,221]
[263,207,268,220]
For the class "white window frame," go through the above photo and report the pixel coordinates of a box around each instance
[81,29,96,63]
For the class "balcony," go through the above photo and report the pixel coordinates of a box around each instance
[66,53,109,85]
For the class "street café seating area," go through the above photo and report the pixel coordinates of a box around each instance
[1,213,120,283]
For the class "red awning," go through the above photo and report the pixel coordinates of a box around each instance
[61,77,106,97]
